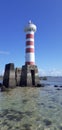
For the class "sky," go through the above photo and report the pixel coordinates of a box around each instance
[0,0,62,76]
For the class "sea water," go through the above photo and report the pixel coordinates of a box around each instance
[41,76,62,86]
[0,78,62,130]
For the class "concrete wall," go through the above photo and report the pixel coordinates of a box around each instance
[3,63,39,87]
[15,68,21,86]
[3,63,16,88]
[21,65,27,86]
[21,65,39,86]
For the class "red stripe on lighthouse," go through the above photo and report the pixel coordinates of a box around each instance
[26,48,34,53]
[25,62,35,65]
[26,34,34,39]
[26,41,34,46]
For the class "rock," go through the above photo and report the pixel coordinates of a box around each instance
[37,84,41,87]
[36,83,45,87]
[56,88,61,90]
[59,86,62,88]
[1,85,7,92]
[0,83,3,87]
[54,85,58,87]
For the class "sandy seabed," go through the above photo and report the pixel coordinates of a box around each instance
[0,86,62,130]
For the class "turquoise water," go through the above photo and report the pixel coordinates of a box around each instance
[0,86,62,130]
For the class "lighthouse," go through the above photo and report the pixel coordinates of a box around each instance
[3,21,40,88]
[21,21,39,86]
[24,20,36,65]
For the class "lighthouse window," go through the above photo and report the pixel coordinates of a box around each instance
[28,28,31,31]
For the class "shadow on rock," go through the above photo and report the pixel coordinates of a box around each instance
[36,83,45,87]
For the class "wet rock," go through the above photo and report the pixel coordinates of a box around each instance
[40,103,44,105]
[43,119,52,126]
[54,85,58,87]
[1,85,8,92]
[48,105,56,109]
[59,86,62,88]
[36,84,42,87]
[36,83,45,87]
[56,88,61,90]
[0,83,3,87]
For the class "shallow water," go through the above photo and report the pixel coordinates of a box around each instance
[0,86,62,130]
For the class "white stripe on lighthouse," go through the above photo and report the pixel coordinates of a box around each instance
[26,53,35,62]
[26,45,34,49]
[26,38,34,42]
[26,31,34,34]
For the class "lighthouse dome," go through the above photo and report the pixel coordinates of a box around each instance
[24,20,37,32]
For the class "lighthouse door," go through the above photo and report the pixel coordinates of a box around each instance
[31,70,35,86]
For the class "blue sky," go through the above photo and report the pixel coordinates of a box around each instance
[0,0,62,76]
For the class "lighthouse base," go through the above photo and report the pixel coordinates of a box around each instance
[3,63,40,88]
[3,63,16,88]
[21,65,39,87]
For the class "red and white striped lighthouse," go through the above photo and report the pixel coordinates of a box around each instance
[24,20,37,65]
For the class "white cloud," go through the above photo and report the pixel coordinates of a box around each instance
[0,51,10,55]
[0,69,4,76]
[39,69,47,76]
[48,69,62,76]
[39,68,62,76]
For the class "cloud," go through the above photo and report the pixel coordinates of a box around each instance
[39,68,62,76]
[0,51,10,55]
[39,69,47,76]
[48,69,62,76]
[0,69,4,76]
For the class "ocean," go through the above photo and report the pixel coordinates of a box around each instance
[41,76,62,86]
[0,77,62,129]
